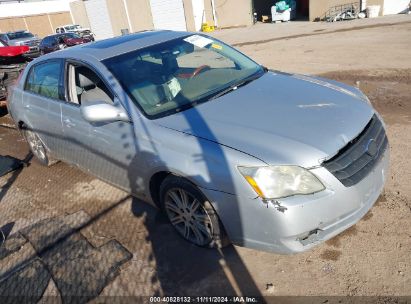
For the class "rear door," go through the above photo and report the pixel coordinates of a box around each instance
[22,60,65,158]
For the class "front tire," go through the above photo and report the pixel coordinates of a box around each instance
[159,176,229,248]
[23,129,56,166]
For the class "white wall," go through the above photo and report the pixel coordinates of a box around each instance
[192,0,205,31]
[383,0,410,15]
[0,0,72,18]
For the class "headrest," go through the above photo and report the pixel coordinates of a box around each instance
[77,67,100,89]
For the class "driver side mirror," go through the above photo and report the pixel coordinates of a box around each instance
[80,101,130,123]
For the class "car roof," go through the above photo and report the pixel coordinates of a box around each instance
[1,30,28,35]
[43,30,191,61]
[44,33,75,38]
[61,24,82,28]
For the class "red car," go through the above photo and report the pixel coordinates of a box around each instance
[0,39,30,110]
[39,33,91,55]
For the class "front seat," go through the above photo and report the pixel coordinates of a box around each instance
[76,67,112,104]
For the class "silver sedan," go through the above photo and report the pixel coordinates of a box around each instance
[8,31,389,254]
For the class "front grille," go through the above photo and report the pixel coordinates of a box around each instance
[322,114,388,187]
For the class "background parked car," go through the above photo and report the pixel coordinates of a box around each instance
[55,24,95,41]
[39,33,92,55]
[0,38,30,115]
[0,30,40,58]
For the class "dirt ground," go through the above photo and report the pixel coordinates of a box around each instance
[0,16,410,301]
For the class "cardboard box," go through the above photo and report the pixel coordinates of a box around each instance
[261,15,271,23]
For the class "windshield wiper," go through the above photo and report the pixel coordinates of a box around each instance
[208,70,265,101]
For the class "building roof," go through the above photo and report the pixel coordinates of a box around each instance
[0,0,70,18]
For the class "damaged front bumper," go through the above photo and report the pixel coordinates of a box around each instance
[201,147,389,254]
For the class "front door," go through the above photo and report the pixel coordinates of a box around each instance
[60,62,137,192]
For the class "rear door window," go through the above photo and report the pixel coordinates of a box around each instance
[25,60,63,100]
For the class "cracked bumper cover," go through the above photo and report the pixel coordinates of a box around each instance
[201,147,389,254]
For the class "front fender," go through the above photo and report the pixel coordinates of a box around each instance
[133,121,266,202]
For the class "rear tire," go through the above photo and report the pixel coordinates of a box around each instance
[159,175,229,248]
[23,129,57,167]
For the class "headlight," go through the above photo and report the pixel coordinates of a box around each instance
[238,166,325,199]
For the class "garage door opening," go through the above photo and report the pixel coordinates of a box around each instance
[296,0,309,20]
[252,0,309,22]
[149,0,187,31]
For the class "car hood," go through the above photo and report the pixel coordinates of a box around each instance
[155,71,374,168]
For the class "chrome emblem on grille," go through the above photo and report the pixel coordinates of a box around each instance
[366,139,378,157]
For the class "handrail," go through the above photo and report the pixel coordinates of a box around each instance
[322,1,361,22]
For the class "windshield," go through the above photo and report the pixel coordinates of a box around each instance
[103,35,264,119]
[65,25,76,31]
[7,32,34,40]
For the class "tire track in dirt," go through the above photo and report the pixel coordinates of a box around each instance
[233,20,411,47]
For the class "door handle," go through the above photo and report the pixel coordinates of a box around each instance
[63,118,75,128]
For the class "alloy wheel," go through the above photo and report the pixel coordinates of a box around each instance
[164,188,213,246]
[26,131,46,161]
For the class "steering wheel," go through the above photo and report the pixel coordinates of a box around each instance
[190,65,211,78]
